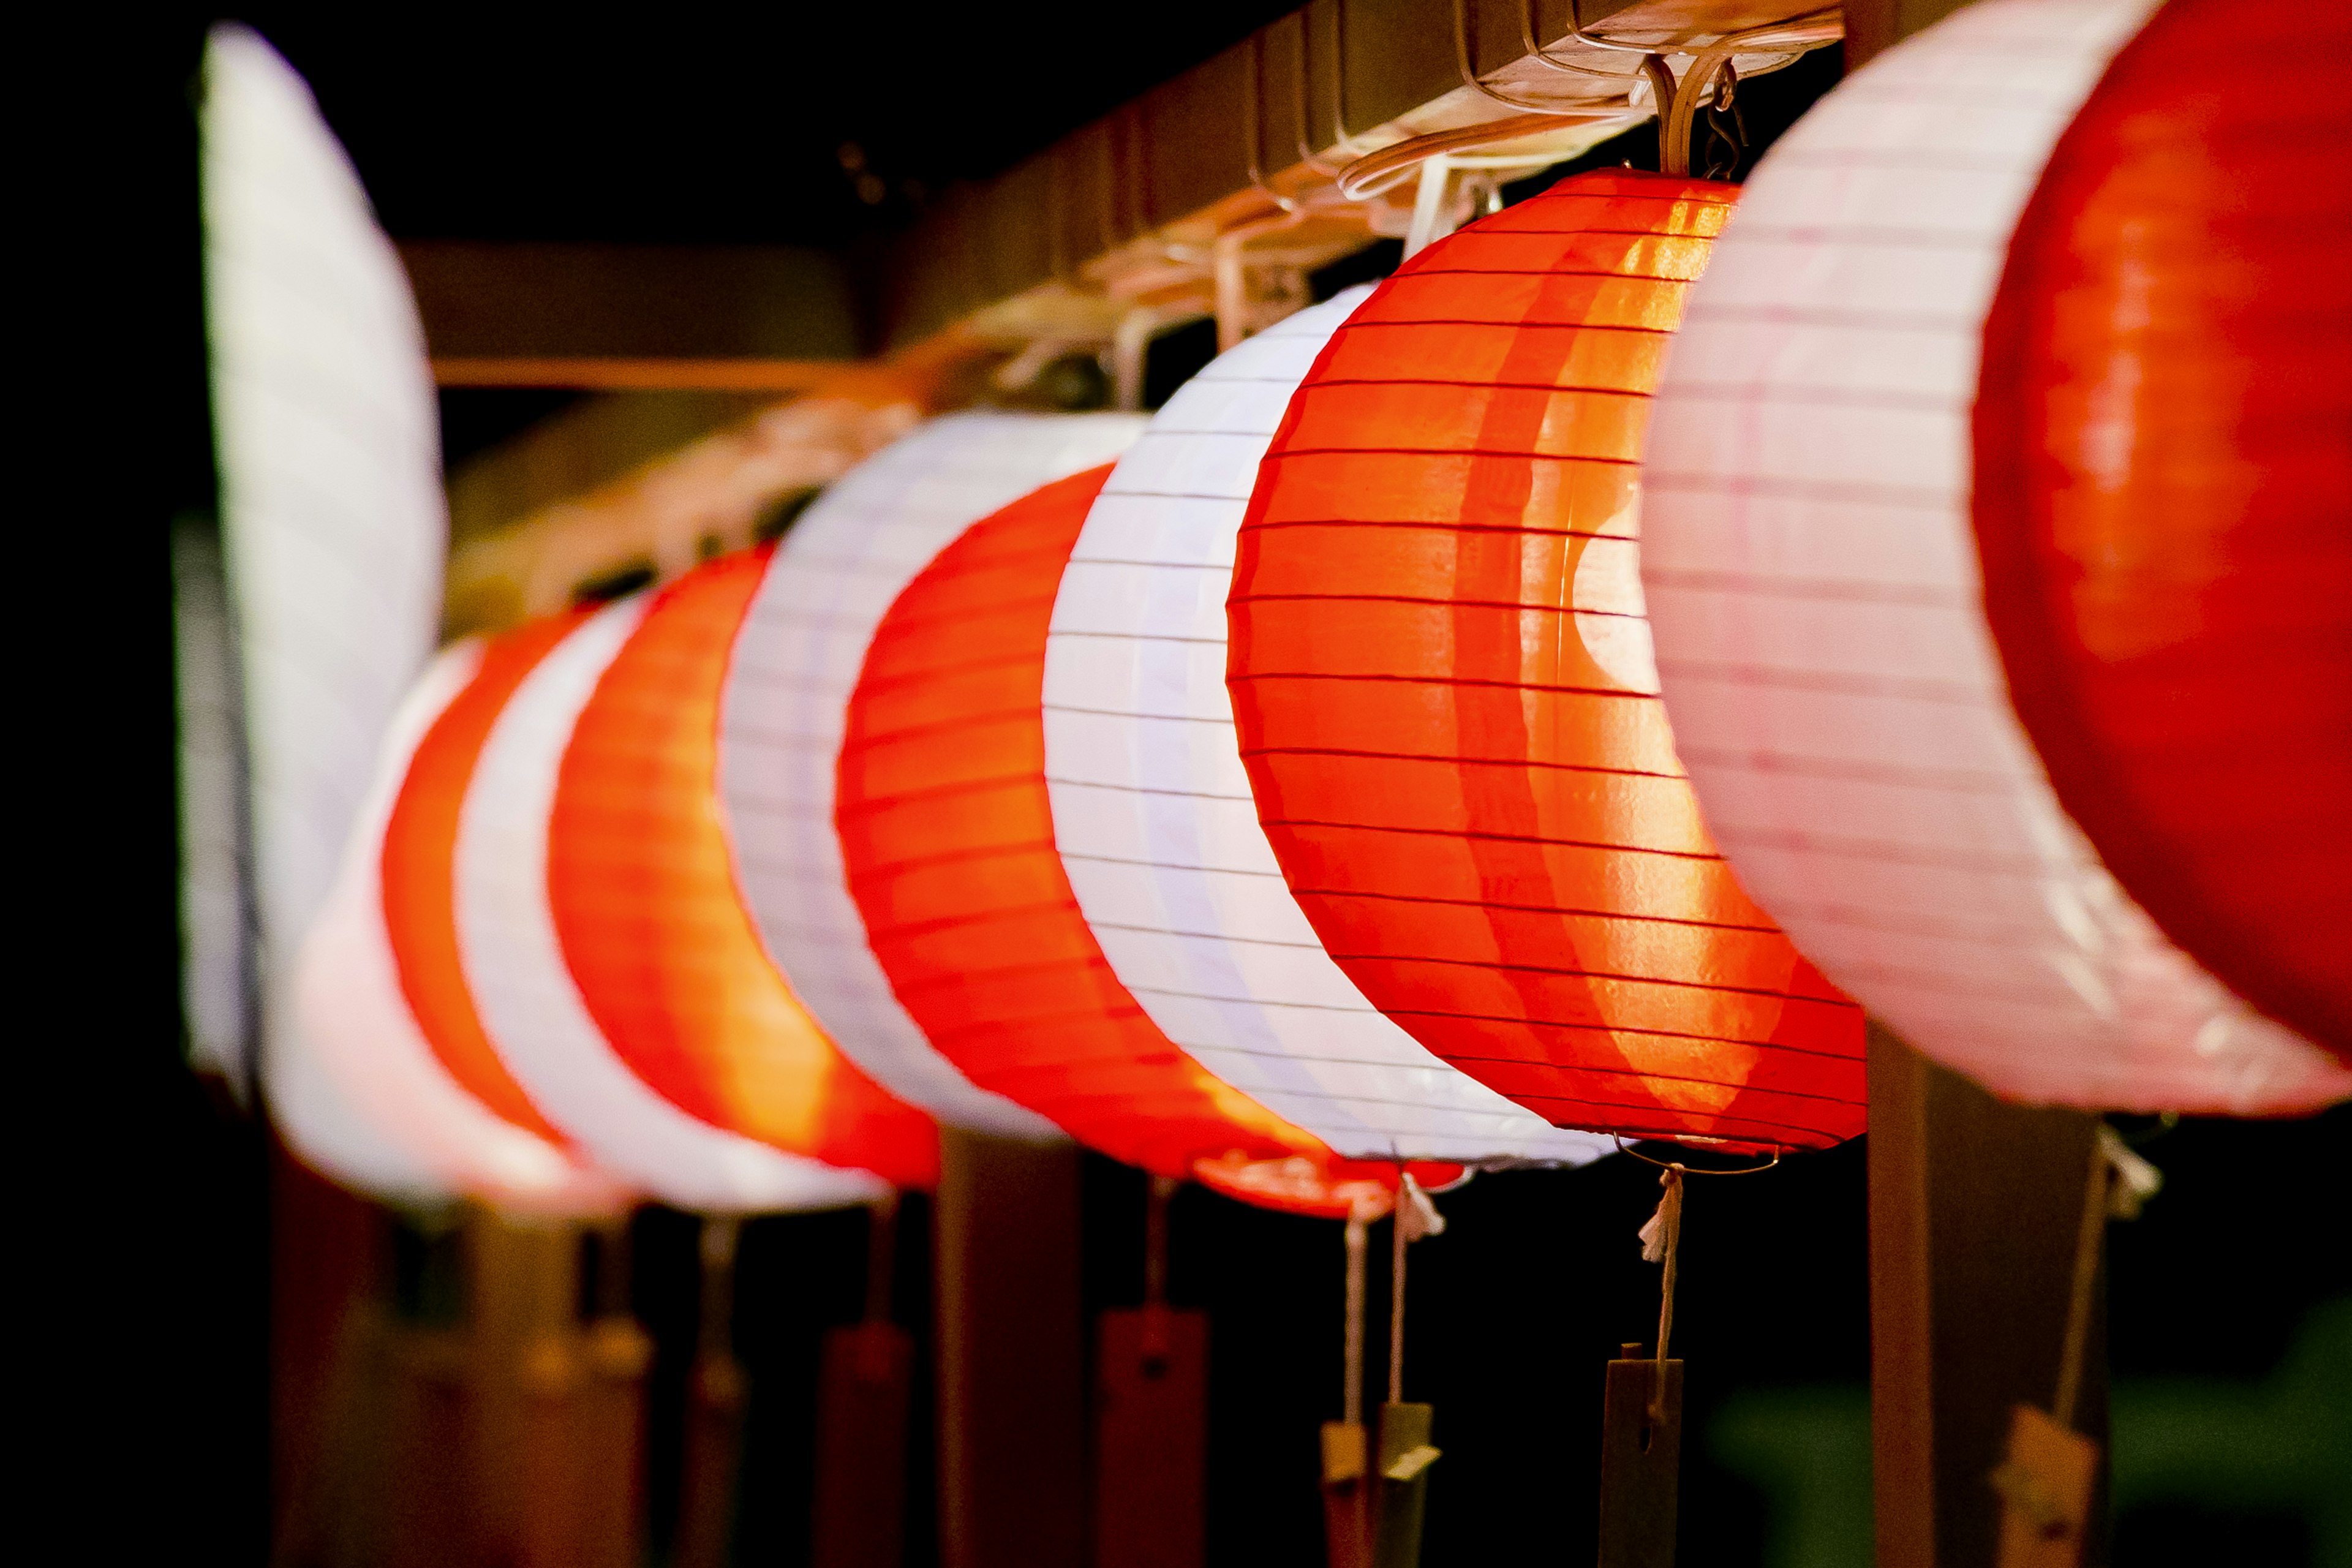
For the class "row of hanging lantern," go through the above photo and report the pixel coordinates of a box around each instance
[225,0,2348,1292]
[208,0,2345,1556]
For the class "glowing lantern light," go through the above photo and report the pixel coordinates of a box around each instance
[1638,0,2351,1111]
[1229,170,1868,1152]
[840,466,1462,1215]
[546,553,938,1190]
[458,600,898,1212]
[719,412,1147,1136]
[1971,0,2352,1064]
[203,25,450,1197]
[1044,288,1609,1169]
[295,630,620,1212]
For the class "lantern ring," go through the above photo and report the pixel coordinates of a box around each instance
[1610,1136,1785,1177]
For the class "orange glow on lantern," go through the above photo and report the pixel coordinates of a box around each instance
[546,552,939,1189]
[1229,172,1866,1152]
[837,466,1460,1214]
[381,614,587,1144]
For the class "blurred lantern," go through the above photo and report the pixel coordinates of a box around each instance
[1045,288,1610,1170]
[457,599,897,1212]
[295,631,620,1212]
[1229,171,1868,1152]
[203,25,450,1197]
[718,412,1146,1136]
[1972,0,2352,1065]
[545,552,938,1191]
[840,466,1461,1216]
[1640,0,2352,1112]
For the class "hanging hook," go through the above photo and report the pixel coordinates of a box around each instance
[1519,0,1643,79]
[1454,0,1611,111]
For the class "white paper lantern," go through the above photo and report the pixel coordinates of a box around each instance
[719,412,1146,1137]
[1041,291,1611,1168]
[1639,0,2351,1113]
[295,644,622,1212]
[202,26,451,1197]
[459,600,891,1212]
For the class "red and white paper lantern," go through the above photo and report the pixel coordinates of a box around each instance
[1045,289,1610,1168]
[1639,0,2351,1112]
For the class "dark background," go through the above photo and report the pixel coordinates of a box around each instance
[34,9,2344,1566]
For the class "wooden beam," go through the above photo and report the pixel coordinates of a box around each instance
[1868,1025,2110,1568]
[933,1130,1087,1568]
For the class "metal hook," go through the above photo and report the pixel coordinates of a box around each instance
[1455,0,1607,111]
[1519,0,1644,80]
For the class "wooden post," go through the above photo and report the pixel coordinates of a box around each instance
[1868,1024,2109,1568]
[933,1129,1086,1568]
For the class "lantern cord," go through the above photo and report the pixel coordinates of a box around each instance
[864,1193,899,1325]
[1344,1210,1369,1427]
[1390,1176,1410,1405]
[2051,1126,2164,1428]
[1145,1175,1175,1310]
[1640,1164,1686,1426]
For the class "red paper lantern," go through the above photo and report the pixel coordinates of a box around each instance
[1973,0,2352,1063]
[382,612,587,1144]
[1227,171,1867,1152]
[837,466,1460,1215]
[546,552,940,1190]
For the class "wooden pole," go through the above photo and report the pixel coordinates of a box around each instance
[1867,1023,2110,1568]
[933,1129,1086,1568]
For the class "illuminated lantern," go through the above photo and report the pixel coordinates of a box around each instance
[840,467,1463,1216]
[203,26,448,1197]
[1972,0,2352,1063]
[458,599,899,1211]
[546,553,938,1189]
[1045,289,1609,1169]
[720,413,1146,1136]
[1640,0,2351,1111]
[295,631,619,1212]
[1229,170,1869,1152]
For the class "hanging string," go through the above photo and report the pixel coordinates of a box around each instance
[864,1194,898,1325]
[1389,1175,1411,1406]
[2051,1126,2163,1428]
[1638,1164,1686,1425]
[1344,1208,1369,1428]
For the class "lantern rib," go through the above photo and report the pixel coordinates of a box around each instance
[1227,673,1662,699]
[1269,886,1780,934]
[1398,1012,1859,1058]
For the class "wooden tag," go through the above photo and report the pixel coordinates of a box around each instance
[1321,1422,1371,1568]
[1991,1404,2098,1568]
[1371,1401,1437,1568]
[1094,1305,1208,1568]
[811,1321,914,1568]
[1597,1350,1682,1568]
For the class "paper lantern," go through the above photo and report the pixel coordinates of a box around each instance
[1638,0,2351,1112]
[1229,170,1868,1152]
[458,599,896,1212]
[203,26,449,1197]
[546,552,938,1191]
[840,466,1461,1216]
[1044,288,1610,1170]
[719,412,1146,1136]
[1972,0,2352,1063]
[293,633,619,1212]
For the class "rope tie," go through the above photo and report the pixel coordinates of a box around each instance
[1638,1164,1686,1425]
